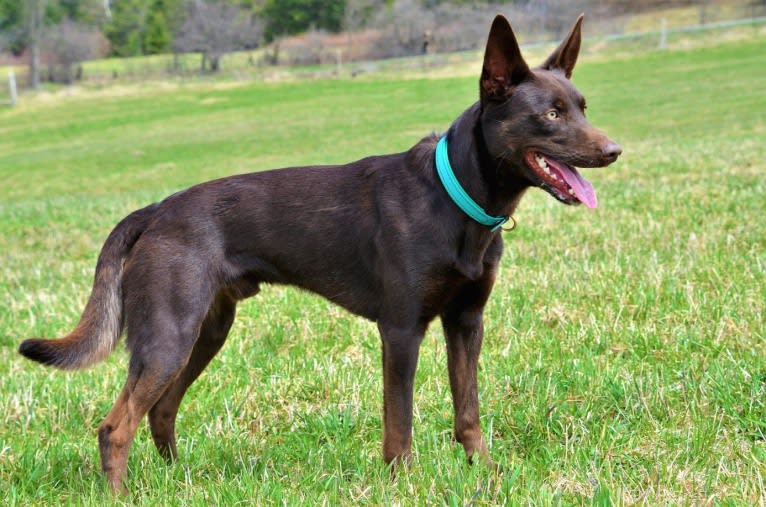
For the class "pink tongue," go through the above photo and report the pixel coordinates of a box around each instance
[546,157,598,208]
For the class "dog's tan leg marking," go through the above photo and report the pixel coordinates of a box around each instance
[98,370,176,492]
[98,355,194,492]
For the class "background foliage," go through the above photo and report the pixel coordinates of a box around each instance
[3,0,762,61]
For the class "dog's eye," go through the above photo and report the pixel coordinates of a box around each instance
[546,110,560,120]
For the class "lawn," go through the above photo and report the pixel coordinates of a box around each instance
[1,35,764,505]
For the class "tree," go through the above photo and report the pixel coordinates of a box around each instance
[24,0,47,89]
[372,0,434,58]
[145,0,187,54]
[104,0,180,56]
[143,9,170,54]
[105,0,151,56]
[0,0,24,54]
[263,0,346,41]
[343,0,376,59]
[174,1,263,73]
[45,18,105,83]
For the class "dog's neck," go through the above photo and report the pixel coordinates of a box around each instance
[446,103,529,221]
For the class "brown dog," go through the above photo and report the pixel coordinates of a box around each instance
[20,14,620,492]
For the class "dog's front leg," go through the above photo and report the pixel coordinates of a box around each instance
[442,305,490,464]
[378,322,426,466]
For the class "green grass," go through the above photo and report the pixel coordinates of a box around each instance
[1,36,765,505]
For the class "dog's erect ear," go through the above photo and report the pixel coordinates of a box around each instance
[539,14,584,79]
[480,15,530,102]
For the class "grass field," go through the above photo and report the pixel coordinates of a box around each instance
[1,33,765,505]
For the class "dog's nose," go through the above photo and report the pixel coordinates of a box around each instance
[602,141,622,162]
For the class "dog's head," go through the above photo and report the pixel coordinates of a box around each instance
[479,14,621,208]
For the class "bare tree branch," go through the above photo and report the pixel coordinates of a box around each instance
[174,1,263,73]
[45,19,106,84]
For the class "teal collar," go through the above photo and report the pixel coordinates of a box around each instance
[435,136,509,232]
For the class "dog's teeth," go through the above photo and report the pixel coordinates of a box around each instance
[568,187,575,195]
[535,154,552,176]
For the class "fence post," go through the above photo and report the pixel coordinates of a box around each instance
[659,18,668,50]
[8,71,17,106]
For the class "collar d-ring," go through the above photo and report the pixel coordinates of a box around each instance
[502,216,517,232]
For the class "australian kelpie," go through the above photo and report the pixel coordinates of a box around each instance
[20,14,621,492]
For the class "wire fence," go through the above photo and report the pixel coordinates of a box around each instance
[602,15,766,41]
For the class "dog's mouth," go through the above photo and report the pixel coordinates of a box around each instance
[525,151,598,208]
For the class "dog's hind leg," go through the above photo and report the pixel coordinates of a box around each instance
[97,272,216,492]
[98,352,193,493]
[148,292,237,461]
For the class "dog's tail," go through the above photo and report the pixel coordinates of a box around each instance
[19,203,158,370]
